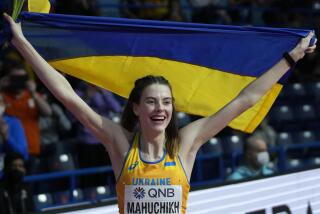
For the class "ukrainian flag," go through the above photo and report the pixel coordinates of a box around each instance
[4,12,314,132]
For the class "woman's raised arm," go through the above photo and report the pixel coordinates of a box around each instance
[3,13,130,174]
[178,32,316,178]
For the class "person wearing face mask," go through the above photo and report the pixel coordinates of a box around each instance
[1,60,51,174]
[0,153,34,214]
[0,94,29,161]
[227,132,274,181]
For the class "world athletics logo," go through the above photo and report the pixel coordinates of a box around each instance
[133,187,145,199]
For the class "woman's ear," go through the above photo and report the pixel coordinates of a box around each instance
[133,103,139,116]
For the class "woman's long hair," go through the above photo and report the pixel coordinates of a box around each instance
[121,75,179,158]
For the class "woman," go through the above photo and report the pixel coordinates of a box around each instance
[3,13,316,213]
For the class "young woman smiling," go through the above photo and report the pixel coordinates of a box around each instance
[3,13,316,213]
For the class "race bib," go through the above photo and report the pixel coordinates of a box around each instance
[124,185,182,214]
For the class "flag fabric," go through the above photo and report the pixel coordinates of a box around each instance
[28,0,51,13]
[5,12,314,132]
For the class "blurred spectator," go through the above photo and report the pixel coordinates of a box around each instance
[0,94,28,161]
[54,0,101,16]
[0,60,52,174]
[189,0,232,24]
[227,133,274,181]
[39,93,72,172]
[120,0,185,21]
[71,83,122,186]
[1,48,35,80]
[256,119,277,148]
[0,153,34,213]
[73,83,122,146]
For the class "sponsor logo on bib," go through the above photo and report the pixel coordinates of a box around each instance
[125,185,182,214]
[133,187,146,199]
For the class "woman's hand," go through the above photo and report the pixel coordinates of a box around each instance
[3,12,26,46]
[290,32,317,62]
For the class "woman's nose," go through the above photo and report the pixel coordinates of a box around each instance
[156,102,164,111]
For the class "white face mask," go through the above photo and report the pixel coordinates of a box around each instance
[0,105,5,116]
[256,151,270,167]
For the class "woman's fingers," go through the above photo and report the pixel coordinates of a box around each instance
[305,46,317,53]
[303,32,314,43]
[3,12,14,24]
[298,32,317,54]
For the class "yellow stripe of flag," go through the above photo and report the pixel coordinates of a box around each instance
[28,0,51,13]
[50,56,282,133]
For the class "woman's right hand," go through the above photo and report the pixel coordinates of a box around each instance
[3,12,26,46]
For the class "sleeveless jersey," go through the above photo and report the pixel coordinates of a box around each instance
[116,133,190,214]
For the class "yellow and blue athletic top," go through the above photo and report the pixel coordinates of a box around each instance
[116,133,190,214]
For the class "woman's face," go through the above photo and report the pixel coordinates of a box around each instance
[134,83,173,133]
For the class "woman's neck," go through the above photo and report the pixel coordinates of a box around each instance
[139,131,166,162]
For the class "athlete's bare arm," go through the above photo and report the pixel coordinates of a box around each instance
[3,13,130,178]
[178,33,316,179]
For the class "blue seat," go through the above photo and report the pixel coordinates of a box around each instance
[283,131,314,159]
[306,81,320,98]
[301,132,320,158]
[48,153,76,172]
[199,156,224,182]
[53,189,84,205]
[306,157,320,167]
[294,130,317,144]
[269,105,294,124]
[197,137,224,182]
[221,134,244,171]
[280,83,307,99]
[285,131,317,159]
[286,158,304,170]
[294,104,317,122]
[222,134,244,155]
[45,154,77,192]
[190,159,201,182]
[177,112,191,128]
[83,186,112,202]
[201,137,223,154]
[33,193,53,211]
[276,132,293,146]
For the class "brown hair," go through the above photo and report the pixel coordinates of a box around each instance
[121,75,179,158]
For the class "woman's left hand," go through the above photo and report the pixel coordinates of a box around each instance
[290,32,317,62]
